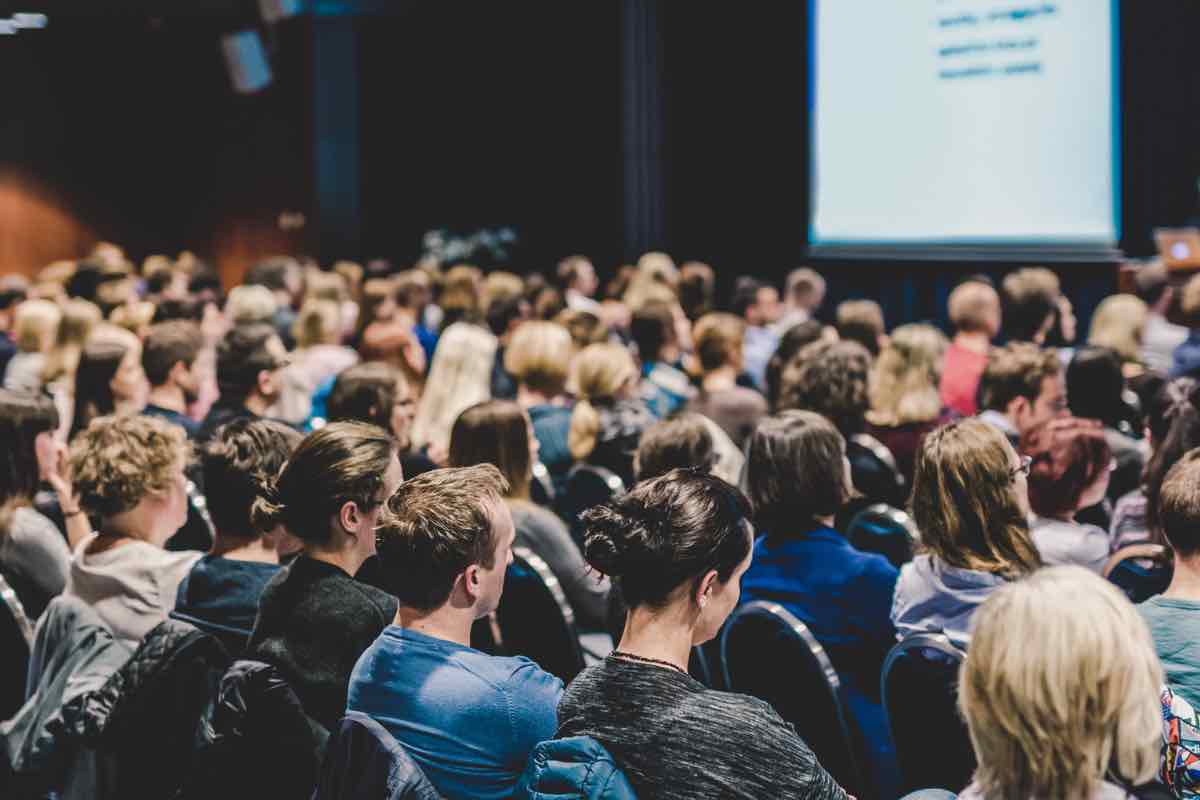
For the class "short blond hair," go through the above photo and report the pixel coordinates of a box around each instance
[948,281,1001,334]
[504,320,573,396]
[482,271,525,313]
[70,414,191,518]
[693,312,745,372]
[568,343,638,461]
[293,299,341,349]
[961,566,1162,800]
[13,299,62,353]
[868,323,947,426]
[226,284,278,325]
[1088,294,1148,363]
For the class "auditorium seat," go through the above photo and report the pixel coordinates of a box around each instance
[0,569,34,720]
[846,503,919,568]
[493,547,586,684]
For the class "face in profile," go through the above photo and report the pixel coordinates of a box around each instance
[475,499,516,617]
[693,524,754,646]
[390,379,417,451]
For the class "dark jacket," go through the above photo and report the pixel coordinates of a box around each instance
[315,711,440,800]
[515,736,638,800]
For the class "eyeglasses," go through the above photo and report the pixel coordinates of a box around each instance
[1009,455,1032,479]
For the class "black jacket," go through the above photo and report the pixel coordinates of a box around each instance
[314,711,439,800]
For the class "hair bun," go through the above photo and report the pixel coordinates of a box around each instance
[580,502,661,578]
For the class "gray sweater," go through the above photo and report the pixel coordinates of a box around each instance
[510,502,609,629]
[0,506,70,617]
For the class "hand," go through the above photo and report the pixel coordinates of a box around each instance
[44,440,72,498]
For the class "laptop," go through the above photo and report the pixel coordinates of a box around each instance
[1154,228,1200,270]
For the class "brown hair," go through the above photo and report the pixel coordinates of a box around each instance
[448,401,532,500]
[326,361,404,431]
[745,411,851,532]
[948,280,1001,334]
[978,342,1061,413]
[678,261,715,320]
[1161,450,1200,557]
[568,343,637,461]
[70,414,191,518]
[378,464,510,611]
[911,418,1040,577]
[1020,417,1111,518]
[0,390,60,530]
[201,418,302,536]
[777,339,871,436]
[836,300,885,356]
[142,320,202,387]
[1002,267,1060,342]
[692,312,745,373]
[630,301,676,364]
[634,413,715,481]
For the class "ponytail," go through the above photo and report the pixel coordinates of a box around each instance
[568,398,601,461]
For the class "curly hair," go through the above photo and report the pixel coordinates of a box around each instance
[70,414,192,518]
[777,339,871,436]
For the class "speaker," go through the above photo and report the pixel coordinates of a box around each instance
[221,29,273,94]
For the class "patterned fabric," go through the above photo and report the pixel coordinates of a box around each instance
[1111,489,1151,554]
[1162,685,1200,798]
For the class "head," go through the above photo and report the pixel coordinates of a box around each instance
[835,300,886,357]
[0,283,28,331]
[394,270,432,313]
[1133,258,1172,313]
[777,339,871,437]
[505,320,573,397]
[581,469,754,645]
[869,323,948,426]
[1087,294,1148,363]
[250,421,401,563]
[1159,449,1200,560]
[410,322,497,452]
[109,301,155,339]
[225,284,278,327]
[556,309,608,351]
[215,323,288,408]
[378,465,512,616]
[1020,417,1112,518]
[785,268,826,313]
[481,271,525,314]
[485,295,530,340]
[678,261,715,321]
[732,277,781,327]
[978,342,1067,436]
[246,256,301,306]
[911,419,1040,577]
[440,265,484,329]
[0,390,60,524]
[1001,267,1061,344]
[745,411,852,533]
[142,320,203,401]
[568,343,639,462]
[201,418,302,539]
[72,325,147,437]
[70,414,192,545]
[13,299,61,354]
[948,279,1002,339]
[961,566,1162,800]
[326,361,415,450]
[448,401,535,501]
[293,300,342,349]
[1066,346,1133,430]
[764,320,827,411]
[630,301,678,365]
[557,255,598,297]
[1145,382,1200,540]
[692,312,746,373]
[634,413,716,481]
[42,298,103,385]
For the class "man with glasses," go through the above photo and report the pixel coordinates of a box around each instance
[977,342,1069,447]
[198,322,291,441]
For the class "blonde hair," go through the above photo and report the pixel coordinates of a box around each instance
[108,301,155,337]
[411,322,497,452]
[568,343,637,461]
[482,271,525,312]
[1088,294,1148,363]
[505,321,573,396]
[304,270,349,304]
[13,299,61,354]
[948,281,1001,334]
[70,413,191,518]
[293,300,341,349]
[868,323,948,426]
[226,284,278,326]
[961,566,1163,800]
[43,298,102,385]
[692,312,745,372]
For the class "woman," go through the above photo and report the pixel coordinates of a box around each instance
[505,320,576,493]
[567,342,655,490]
[892,419,1041,646]
[957,566,1162,800]
[448,400,610,629]
[409,321,497,459]
[42,298,102,439]
[1089,293,1149,378]
[246,421,403,732]
[556,469,849,800]
[70,324,148,438]
[325,361,432,479]
[865,323,956,484]
[273,299,359,425]
[4,299,61,395]
[65,414,201,648]
[686,312,768,449]
[1021,417,1113,573]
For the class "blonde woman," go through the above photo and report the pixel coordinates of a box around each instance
[42,298,103,439]
[506,320,576,491]
[892,418,1041,646]
[866,323,954,483]
[567,342,654,489]
[410,321,496,459]
[272,300,359,425]
[225,284,278,326]
[1089,294,1149,378]
[957,566,1163,800]
[4,299,62,395]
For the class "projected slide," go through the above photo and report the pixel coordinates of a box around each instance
[809,1,1118,250]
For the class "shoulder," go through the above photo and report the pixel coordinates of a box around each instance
[512,502,566,532]
[9,506,64,543]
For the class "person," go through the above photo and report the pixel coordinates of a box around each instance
[225,284,278,327]
[246,421,403,732]
[686,312,768,449]
[505,321,576,493]
[448,401,610,629]
[171,419,301,652]
[0,283,26,380]
[141,320,204,438]
[940,279,1001,416]
[198,323,289,441]
[64,414,200,648]
[325,361,434,479]
[765,319,827,412]
[70,324,149,438]
[634,413,716,481]
[630,301,694,418]
[771,267,826,337]
[678,261,715,322]
[865,323,954,484]
[356,278,426,390]
[410,320,496,459]
[349,465,564,800]
[1089,294,1149,377]
[836,300,887,357]
[1132,259,1188,374]
[892,419,1041,645]
[485,294,529,400]
[1000,267,1062,345]
[556,469,849,800]
[1172,273,1200,380]
[958,567,1162,800]
[1021,417,1113,573]
[245,257,301,349]
[395,269,439,364]
[42,298,103,439]
[558,254,601,313]
[740,411,899,793]
[976,342,1068,446]
[273,300,358,425]
[4,299,61,395]
[733,277,782,391]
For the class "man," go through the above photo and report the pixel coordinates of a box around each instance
[733,276,782,391]
[977,342,1068,445]
[835,299,887,357]
[1134,259,1188,373]
[142,320,204,438]
[349,465,563,800]
[557,254,600,313]
[198,323,289,441]
[1000,267,1062,345]
[771,267,826,337]
[941,280,1002,416]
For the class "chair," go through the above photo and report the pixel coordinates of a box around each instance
[846,503,919,568]
[881,633,974,794]
[315,711,440,800]
[494,547,586,683]
[0,570,34,721]
[720,601,862,798]
[559,463,626,548]
[1104,543,1172,603]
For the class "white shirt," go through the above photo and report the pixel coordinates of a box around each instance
[1029,516,1110,574]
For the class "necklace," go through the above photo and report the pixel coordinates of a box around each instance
[610,650,689,676]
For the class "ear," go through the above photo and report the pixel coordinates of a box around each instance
[168,359,188,384]
[257,368,274,397]
[462,564,483,603]
[1006,395,1029,421]
[694,569,720,610]
[338,500,361,536]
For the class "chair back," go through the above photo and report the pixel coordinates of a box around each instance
[846,503,919,568]
[315,711,440,800]
[881,633,974,794]
[559,464,626,547]
[0,570,33,720]
[720,601,861,797]
[495,547,585,683]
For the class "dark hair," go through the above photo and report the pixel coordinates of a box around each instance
[777,339,871,436]
[1145,377,1194,447]
[678,261,715,320]
[0,390,59,527]
[836,300,886,357]
[977,342,1061,413]
[152,297,206,324]
[216,323,280,403]
[765,320,825,411]
[731,277,765,319]
[327,361,402,430]
[581,469,752,609]
[485,295,526,338]
[0,287,27,312]
[378,464,510,611]
[251,421,397,544]
[143,321,202,387]
[630,302,676,364]
[1001,268,1060,343]
[71,337,133,438]
[245,257,293,293]
[1145,383,1200,540]
[634,414,715,481]
[1020,417,1111,518]
[1160,449,1200,557]
[202,418,302,537]
[448,401,531,500]
[1066,346,1136,432]
[746,411,850,532]
[556,255,593,291]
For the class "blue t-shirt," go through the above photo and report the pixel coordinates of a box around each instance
[143,404,201,438]
[347,626,563,800]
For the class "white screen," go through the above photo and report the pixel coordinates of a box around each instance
[810,1,1118,249]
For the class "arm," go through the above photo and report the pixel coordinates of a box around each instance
[44,440,91,550]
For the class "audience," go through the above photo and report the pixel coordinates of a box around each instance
[142,320,204,438]
[558,254,601,314]
[634,412,715,481]
[940,279,1001,416]
[1067,345,1145,503]
[70,323,148,439]
[1088,293,1149,377]
[351,464,563,800]
[4,298,60,395]
[688,312,769,448]
[1000,267,1063,345]
[764,318,827,411]
[772,266,825,336]
[0,283,26,380]
[273,299,358,425]
[976,341,1068,445]
[630,301,694,418]
[1172,273,1200,380]
[836,299,887,357]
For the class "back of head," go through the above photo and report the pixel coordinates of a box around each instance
[555,309,608,350]
[911,418,1039,576]
[1020,417,1111,518]
[765,320,826,411]
[143,320,202,388]
[745,410,850,532]
[836,300,885,356]
[555,256,593,292]
[216,323,279,404]
[250,421,396,545]
[14,299,62,353]
[869,323,948,426]
[961,566,1161,800]
[482,271,525,313]
[70,414,190,518]
[1065,346,1127,427]
[326,361,401,430]
[1146,382,1200,538]
[777,339,871,436]
[978,342,1061,413]
[1001,267,1060,342]
[245,258,293,294]
[72,325,140,437]
[226,284,278,326]
[948,280,1001,336]
[629,301,676,364]
[411,322,497,451]
[634,413,715,481]
[379,464,509,611]
[692,312,745,373]
[731,277,765,320]
[504,320,573,396]
[580,468,751,609]
[448,400,531,500]
[293,300,341,349]
[786,267,826,311]
[568,343,637,461]
[202,418,302,537]
[678,261,715,320]
[0,390,60,516]
[1132,258,1170,307]
[1087,294,1148,362]
[1159,449,1200,557]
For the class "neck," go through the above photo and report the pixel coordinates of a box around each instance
[393,603,474,647]
[242,393,272,417]
[953,330,992,354]
[517,385,555,408]
[210,532,279,564]
[147,384,187,414]
[1165,554,1200,600]
[100,511,158,546]
[703,366,738,392]
[304,542,368,577]
[616,604,695,673]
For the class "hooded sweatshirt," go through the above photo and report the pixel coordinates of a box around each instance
[890,554,1009,646]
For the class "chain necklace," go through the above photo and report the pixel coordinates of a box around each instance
[610,650,689,676]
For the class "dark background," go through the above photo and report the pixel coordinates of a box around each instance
[4,1,1200,330]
